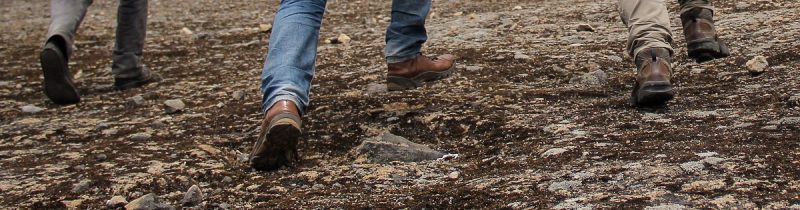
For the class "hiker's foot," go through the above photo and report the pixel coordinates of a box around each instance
[250,100,302,171]
[386,53,456,91]
[114,66,161,91]
[632,48,674,107]
[40,41,80,105]
[681,8,730,63]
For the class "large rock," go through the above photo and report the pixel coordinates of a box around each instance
[352,133,445,164]
[125,193,173,210]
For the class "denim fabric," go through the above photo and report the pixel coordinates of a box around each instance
[261,0,432,113]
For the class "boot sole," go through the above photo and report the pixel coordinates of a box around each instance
[40,48,80,105]
[687,39,730,63]
[250,114,301,171]
[387,65,455,91]
[632,81,674,107]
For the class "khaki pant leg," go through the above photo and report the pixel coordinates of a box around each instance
[618,0,674,58]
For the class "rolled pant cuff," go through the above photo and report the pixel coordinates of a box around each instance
[386,53,419,64]
[632,43,674,61]
[680,5,714,15]
[263,94,305,115]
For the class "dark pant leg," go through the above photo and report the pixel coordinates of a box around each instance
[45,0,93,58]
[112,0,148,79]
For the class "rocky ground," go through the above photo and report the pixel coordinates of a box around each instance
[1,0,799,209]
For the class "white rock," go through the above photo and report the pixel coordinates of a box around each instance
[20,105,44,113]
[745,56,768,74]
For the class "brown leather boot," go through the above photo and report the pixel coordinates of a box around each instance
[250,100,302,171]
[681,8,730,63]
[632,48,674,107]
[387,53,456,91]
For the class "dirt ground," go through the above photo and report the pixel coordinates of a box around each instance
[1,0,799,209]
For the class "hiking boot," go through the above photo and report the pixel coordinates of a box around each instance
[681,8,730,63]
[632,48,674,107]
[114,66,161,91]
[250,100,302,171]
[40,41,80,105]
[387,53,456,91]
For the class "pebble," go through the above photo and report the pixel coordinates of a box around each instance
[514,52,530,60]
[465,65,483,71]
[71,179,93,193]
[106,196,128,209]
[607,55,623,62]
[448,171,460,180]
[735,3,751,11]
[259,23,272,33]
[569,70,608,85]
[164,99,186,114]
[129,133,152,141]
[20,105,44,113]
[222,176,233,183]
[231,90,246,100]
[745,56,768,75]
[181,27,194,35]
[365,82,387,94]
[128,95,145,106]
[95,154,108,161]
[542,148,568,157]
[181,185,204,207]
[576,24,595,32]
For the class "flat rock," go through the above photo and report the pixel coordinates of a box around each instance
[569,70,608,85]
[71,179,93,194]
[365,82,387,94]
[164,99,185,114]
[576,24,594,32]
[547,181,582,192]
[680,161,705,173]
[542,148,568,157]
[645,204,687,210]
[682,179,726,192]
[130,133,152,141]
[352,133,445,164]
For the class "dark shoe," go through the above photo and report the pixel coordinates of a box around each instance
[40,41,80,105]
[250,100,302,171]
[632,48,674,107]
[681,8,730,63]
[387,53,456,91]
[114,67,161,91]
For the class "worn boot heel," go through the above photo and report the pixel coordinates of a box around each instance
[387,76,421,91]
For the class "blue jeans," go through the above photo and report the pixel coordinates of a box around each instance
[260,0,431,113]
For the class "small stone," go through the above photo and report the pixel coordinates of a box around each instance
[329,33,351,44]
[164,99,186,114]
[258,23,272,33]
[192,32,211,40]
[513,5,523,10]
[745,56,768,75]
[352,133,445,164]
[181,27,194,35]
[465,65,483,71]
[569,70,608,85]
[542,148,568,157]
[71,179,93,193]
[690,68,705,74]
[702,157,725,165]
[129,133,152,141]
[447,171,460,180]
[20,105,44,113]
[607,55,623,62]
[95,154,108,161]
[222,176,233,183]
[127,95,145,106]
[514,52,530,60]
[365,82,387,94]
[181,185,204,207]
[231,90,246,100]
[696,152,718,157]
[576,24,595,32]
[106,196,128,209]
